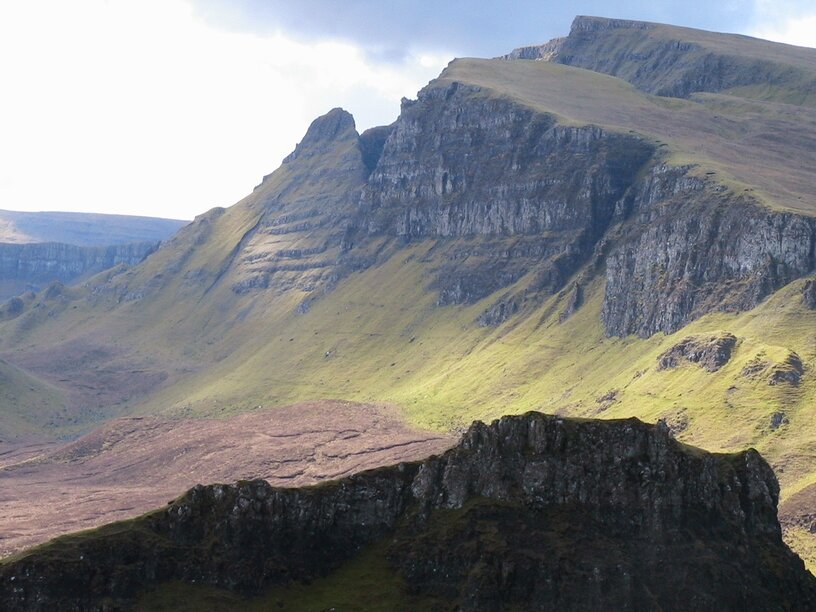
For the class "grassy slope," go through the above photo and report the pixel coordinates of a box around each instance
[0,359,68,440]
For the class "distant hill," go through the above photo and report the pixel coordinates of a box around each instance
[0,210,187,299]
[0,209,186,246]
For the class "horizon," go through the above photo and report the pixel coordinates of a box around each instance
[1,1,814,221]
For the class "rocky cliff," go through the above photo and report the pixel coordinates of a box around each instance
[1,412,813,610]
[0,241,161,299]
[601,165,816,336]
[237,85,814,336]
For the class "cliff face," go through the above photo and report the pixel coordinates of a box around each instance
[0,241,160,299]
[192,79,816,336]
[359,83,653,308]
[2,412,813,610]
[602,165,816,336]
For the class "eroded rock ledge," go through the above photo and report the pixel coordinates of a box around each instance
[2,412,814,610]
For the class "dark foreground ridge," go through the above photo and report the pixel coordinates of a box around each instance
[2,412,815,610]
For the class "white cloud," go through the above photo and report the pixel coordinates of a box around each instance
[749,15,816,47]
[748,1,816,48]
[0,0,452,219]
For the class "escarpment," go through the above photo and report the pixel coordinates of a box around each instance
[2,412,813,610]
[602,165,816,336]
[0,241,161,299]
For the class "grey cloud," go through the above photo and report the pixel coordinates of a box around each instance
[192,0,760,59]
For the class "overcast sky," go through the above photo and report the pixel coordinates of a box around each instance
[0,0,814,220]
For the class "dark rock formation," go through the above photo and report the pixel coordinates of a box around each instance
[559,282,583,321]
[769,352,804,386]
[359,82,653,307]
[770,411,790,430]
[657,332,738,372]
[358,124,394,174]
[2,412,814,610]
[741,351,804,386]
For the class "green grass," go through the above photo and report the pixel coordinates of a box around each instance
[0,358,69,439]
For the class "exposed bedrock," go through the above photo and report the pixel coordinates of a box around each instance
[602,165,816,336]
[359,82,654,305]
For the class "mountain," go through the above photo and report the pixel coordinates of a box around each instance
[1,14,816,573]
[0,211,186,299]
[2,413,814,610]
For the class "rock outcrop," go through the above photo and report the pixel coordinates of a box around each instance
[804,279,816,309]
[358,83,653,309]
[657,332,737,372]
[2,412,814,610]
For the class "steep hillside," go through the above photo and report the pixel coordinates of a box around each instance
[2,414,814,610]
[1,17,816,567]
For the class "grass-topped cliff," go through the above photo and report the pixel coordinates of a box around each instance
[3,413,814,610]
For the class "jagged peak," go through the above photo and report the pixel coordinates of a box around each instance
[283,107,358,164]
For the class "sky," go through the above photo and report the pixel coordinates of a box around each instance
[0,1,814,220]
